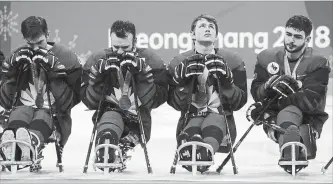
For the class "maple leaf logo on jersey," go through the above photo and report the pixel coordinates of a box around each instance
[191,85,220,113]
[20,83,55,108]
[105,87,141,115]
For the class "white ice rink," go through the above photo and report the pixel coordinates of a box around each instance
[1,80,332,183]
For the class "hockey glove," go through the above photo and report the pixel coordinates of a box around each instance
[205,54,233,87]
[1,47,34,77]
[119,131,140,148]
[88,53,121,85]
[120,52,144,75]
[260,74,280,98]
[173,54,205,85]
[271,75,300,98]
[32,48,67,79]
[246,101,266,125]
[136,65,154,83]
[267,127,278,142]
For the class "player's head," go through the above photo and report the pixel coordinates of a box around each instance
[21,16,49,50]
[110,20,137,54]
[190,14,218,43]
[284,15,313,53]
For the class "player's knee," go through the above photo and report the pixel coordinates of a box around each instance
[277,105,303,127]
[30,119,53,140]
[202,126,223,152]
[183,117,203,137]
[184,127,201,138]
[98,111,124,137]
[202,126,223,144]
[7,120,29,130]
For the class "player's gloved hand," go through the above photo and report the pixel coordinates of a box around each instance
[267,127,278,142]
[246,101,265,125]
[120,52,145,75]
[88,53,121,85]
[1,47,34,77]
[205,54,233,87]
[271,75,300,98]
[105,52,122,71]
[172,54,205,85]
[119,131,140,148]
[135,65,154,83]
[312,127,320,139]
[262,74,280,97]
[32,47,67,79]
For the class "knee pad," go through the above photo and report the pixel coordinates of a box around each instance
[277,105,303,127]
[299,124,317,160]
[183,117,204,138]
[7,120,29,130]
[97,111,124,140]
[30,119,52,141]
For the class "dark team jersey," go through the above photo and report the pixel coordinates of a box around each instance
[251,46,331,135]
[167,48,247,116]
[0,42,82,145]
[81,47,168,142]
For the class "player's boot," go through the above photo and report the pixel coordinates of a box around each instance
[29,131,44,172]
[95,130,117,172]
[191,134,212,173]
[0,129,15,161]
[278,125,302,174]
[119,131,139,164]
[15,128,32,162]
[177,132,193,172]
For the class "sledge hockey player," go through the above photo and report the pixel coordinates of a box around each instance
[0,50,6,132]
[250,15,331,174]
[81,20,168,172]
[167,14,247,173]
[0,16,82,171]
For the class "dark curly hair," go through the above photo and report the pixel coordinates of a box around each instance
[285,15,313,37]
[110,20,136,41]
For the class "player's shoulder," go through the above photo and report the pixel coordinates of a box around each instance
[136,47,165,69]
[82,48,111,70]
[8,44,30,56]
[257,47,284,61]
[215,48,244,69]
[304,47,330,69]
[168,50,195,68]
[50,42,82,69]
[256,47,284,69]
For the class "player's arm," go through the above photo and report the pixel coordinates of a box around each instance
[135,51,168,109]
[219,60,247,111]
[0,54,21,109]
[46,51,82,114]
[167,57,194,111]
[80,54,106,110]
[278,58,331,112]
[64,53,82,108]
[251,58,274,102]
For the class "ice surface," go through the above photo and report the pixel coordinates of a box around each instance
[1,85,332,183]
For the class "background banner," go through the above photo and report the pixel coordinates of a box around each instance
[0,1,332,77]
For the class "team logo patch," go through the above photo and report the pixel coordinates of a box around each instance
[267,62,279,75]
